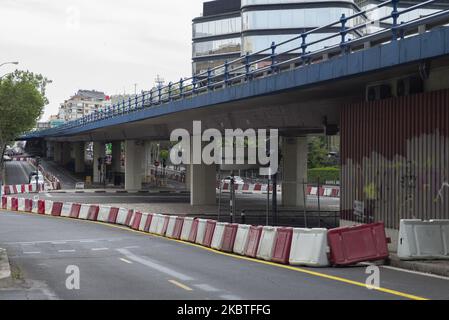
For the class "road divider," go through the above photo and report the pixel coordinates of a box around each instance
[1,195,401,270]
[398,220,449,261]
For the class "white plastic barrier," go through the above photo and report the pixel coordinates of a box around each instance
[18,198,25,211]
[256,226,277,261]
[233,224,251,255]
[6,197,13,210]
[180,217,194,241]
[165,216,178,239]
[195,219,208,245]
[61,203,73,218]
[398,219,449,260]
[211,222,228,250]
[78,204,91,220]
[44,200,53,215]
[156,215,168,235]
[149,214,161,234]
[15,185,23,194]
[32,199,39,214]
[97,206,112,223]
[289,228,330,267]
[139,213,150,231]
[115,208,129,225]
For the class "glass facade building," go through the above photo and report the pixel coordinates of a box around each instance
[192,0,362,76]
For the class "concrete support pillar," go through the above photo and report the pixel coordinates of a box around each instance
[73,142,85,173]
[61,142,71,166]
[185,165,191,191]
[111,141,122,173]
[190,163,216,206]
[46,141,54,159]
[54,142,62,163]
[124,140,144,191]
[93,142,106,184]
[282,137,308,208]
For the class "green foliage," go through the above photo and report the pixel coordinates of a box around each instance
[0,70,49,168]
[308,167,340,184]
[159,149,169,161]
[308,136,329,169]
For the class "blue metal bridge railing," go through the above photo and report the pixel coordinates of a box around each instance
[25,0,449,138]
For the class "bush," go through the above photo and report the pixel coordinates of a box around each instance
[308,167,340,184]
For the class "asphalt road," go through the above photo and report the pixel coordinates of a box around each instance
[0,210,449,300]
[4,160,339,212]
[4,161,36,186]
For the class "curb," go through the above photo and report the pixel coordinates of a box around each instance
[0,248,12,286]
[387,254,449,278]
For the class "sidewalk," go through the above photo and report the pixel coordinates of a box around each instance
[387,254,449,278]
[0,248,12,287]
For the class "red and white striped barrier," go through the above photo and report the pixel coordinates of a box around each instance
[218,182,340,198]
[0,195,391,269]
[1,183,45,195]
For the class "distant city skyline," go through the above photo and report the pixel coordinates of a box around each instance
[0,0,205,121]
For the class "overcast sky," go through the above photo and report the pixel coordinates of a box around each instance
[0,0,205,121]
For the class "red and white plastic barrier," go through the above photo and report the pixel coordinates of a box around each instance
[1,196,392,269]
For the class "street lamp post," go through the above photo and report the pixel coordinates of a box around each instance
[0,61,19,68]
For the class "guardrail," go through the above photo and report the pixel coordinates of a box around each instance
[24,0,449,139]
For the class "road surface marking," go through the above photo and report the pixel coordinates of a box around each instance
[119,258,133,264]
[220,294,242,300]
[6,238,121,245]
[52,241,67,245]
[4,210,429,301]
[91,248,109,251]
[169,280,193,292]
[380,265,449,281]
[58,250,76,253]
[194,284,220,292]
[23,252,41,255]
[116,248,194,281]
[45,193,53,198]
[123,246,140,249]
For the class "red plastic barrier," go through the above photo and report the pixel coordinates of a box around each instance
[161,216,170,236]
[11,198,18,211]
[1,196,6,209]
[3,186,11,195]
[38,200,45,214]
[87,205,100,221]
[25,199,33,212]
[253,184,262,192]
[221,224,239,253]
[70,204,81,219]
[108,208,119,224]
[245,226,263,258]
[144,214,154,232]
[132,212,143,230]
[51,202,63,217]
[125,210,134,226]
[12,186,18,194]
[172,217,184,240]
[242,184,250,191]
[331,189,339,197]
[272,227,293,265]
[328,222,390,266]
[188,218,199,242]
[203,220,217,248]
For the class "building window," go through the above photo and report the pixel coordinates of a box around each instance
[193,17,242,39]
[193,37,242,57]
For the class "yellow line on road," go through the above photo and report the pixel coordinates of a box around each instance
[169,279,193,291]
[0,209,429,300]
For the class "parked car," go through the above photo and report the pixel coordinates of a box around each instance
[222,176,245,185]
[3,155,12,162]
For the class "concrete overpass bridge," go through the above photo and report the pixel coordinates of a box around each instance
[22,1,449,243]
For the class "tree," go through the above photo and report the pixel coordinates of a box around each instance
[0,70,50,183]
[308,136,329,169]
